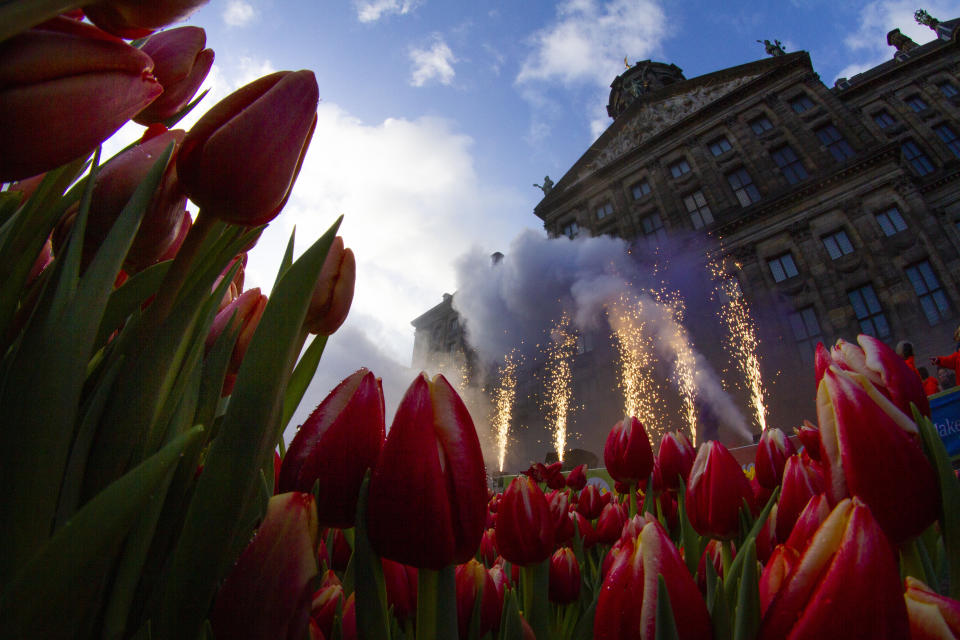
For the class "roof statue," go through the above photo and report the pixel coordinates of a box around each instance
[887,28,918,53]
[757,39,785,57]
[533,175,554,196]
[914,9,940,30]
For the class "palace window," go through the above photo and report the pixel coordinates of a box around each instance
[771,144,808,184]
[790,94,815,113]
[815,124,856,161]
[875,206,908,236]
[562,221,580,239]
[631,180,651,199]
[872,109,897,129]
[788,306,823,363]
[905,260,951,325]
[905,94,929,112]
[938,81,959,98]
[901,140,935,175]
[768,252,799,283]
[934,123,960,157]
[596,202,614,220]
[708,136,733,157]
[726,168,761,206]
[848,284,890,338]
[669,158,691,178]
[822,229,854,259]
[640,212,667,250]
[749,115,774,135]
[683,190,714,229]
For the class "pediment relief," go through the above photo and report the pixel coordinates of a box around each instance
[577,74,760,180]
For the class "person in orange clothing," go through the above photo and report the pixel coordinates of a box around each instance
[918,366,940,396]
[931,325,960,390]
[896,341,921,378]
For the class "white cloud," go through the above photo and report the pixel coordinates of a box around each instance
[837,0,954,81]
[409,37,457,87]
[222,1,256,27]
[516,0,669,88]
[355,0,423,23]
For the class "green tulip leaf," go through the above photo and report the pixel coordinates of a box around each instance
[676,478,701,577]
[161,89,211,129]
[724,486,778,605]
[353,474,392,640]
[570,593,597,640]
[158,217,341,640]
[95,260,171,347]
[0,425,202,639]
[498,589,523,640]
[273,226,297,296]
[654,574,680,640]
[282,333,329,432]
[914,408,960,598]
[732,539,759,640]
[0,145,167,579]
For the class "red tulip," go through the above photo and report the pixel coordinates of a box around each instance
[759,498,909,639]
[775,454,824,543]
[596,502,627,545]
[310,581,343,640]
[549,547,581,605]
[82,0,210,38]
[367,373,487,569]
[755,505,777,564]
[604,416,654,485]
[327,528,352,573]
[573,511,598,549]
[211,492,319,640]
[340,594,356,640]
[783,493,830,553]
[685,440,753,540]
[205,287,267,396]
[758,544,798,614]
[495,475,555,566]
[0,17,162,181]
[576,484,605,520]
[545,464,567,490]
[84,128,188,272]
[279,369,385,527]
[488,563,510,601]
[157,210,192,263]
[696,538,727,594]
[566,463,587,490]
[817,364,939,543]
[904,576,960,640]
[819,335,930,417]
[595,520,712,640]
[794,421,821,461]
[755,428,796,489]
[455,559,502,640]
[750,474,773,516]
[135,26,214,124]
[177,70,318,226]
[381,558,417,624]
[656,431,695,491]
[479,528,498,566]
[547,490,574,544]
[304,236,356,336]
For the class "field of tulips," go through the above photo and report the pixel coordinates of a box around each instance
[2,2,960,640]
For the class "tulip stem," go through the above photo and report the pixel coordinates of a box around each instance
[629,482,638,518]
[521,561,551,640]
[0,0,83,43]
[720,540,733,579]
[417,568,438,640]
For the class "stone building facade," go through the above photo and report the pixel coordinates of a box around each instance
[414,18,960,468]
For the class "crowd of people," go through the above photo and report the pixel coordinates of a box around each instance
[896,324,960,396]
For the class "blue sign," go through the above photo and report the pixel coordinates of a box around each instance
[930,387,960,458]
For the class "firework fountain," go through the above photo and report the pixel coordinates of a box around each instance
[492,350,519,472]
[542,313,577,463]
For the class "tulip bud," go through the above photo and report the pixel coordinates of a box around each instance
[656,431,696,491]
[455,559,502,640]
[157,210,192,262]
[595,502,627,545]
[783,493,830,553]
[758,544,798,614]
[755,428,796,489]
[573,511,598,549]
[817,364,939,544]
[495,475,555,566]
[304,236,356,336]
[685,440,754,540]
[794,420,821,461]
[177,70,319,226]
[135,27,214,124]
[576,484,605,520]
[84,128,188,272]
[0,18,162,181]
[696,538,727,594]
[549,547,581,605]
[547,491,574,545]
[328,528,352,573]
[310,581,343,640]
[904,576,960,640]
[205,287,267,395]
[566,463,587,491]
[381,558,418,625]
[759,498,909,639]
[479,528,498,566]
[604,416,654,485]
[82,0,210,38]
[775,454,824,543]
[340,594,357,640]
[367,373,487,569]
[595,520,712,639]
[544,463,567,490]
[211,492,319,640]
[279,369,385,527]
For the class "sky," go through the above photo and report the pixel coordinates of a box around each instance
[103,0,956,434]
